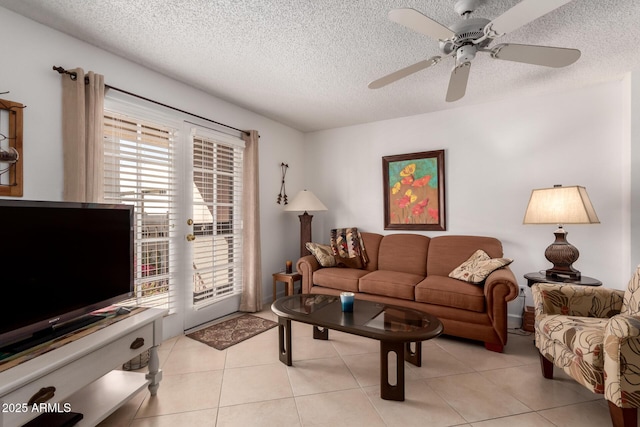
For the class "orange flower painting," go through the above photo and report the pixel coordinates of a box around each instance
[383,150,445,231]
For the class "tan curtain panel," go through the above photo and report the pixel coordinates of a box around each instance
[61,68,105,202]
[239,130,262,312]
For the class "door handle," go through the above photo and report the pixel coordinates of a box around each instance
[186,234,196,241]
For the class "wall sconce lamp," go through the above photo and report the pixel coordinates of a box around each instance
[284,190,327,257]
[523,185,600,280]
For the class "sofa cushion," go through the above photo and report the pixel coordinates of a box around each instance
[427,235,504,277]
[313,267,369,293]
[415,276,486,312]
[377,234,430,276]
[537,314,607,371]
[448,249,512,284]
[305,242,337,267]
[359,270,424,300]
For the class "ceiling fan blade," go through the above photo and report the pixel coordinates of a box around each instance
[446,62,471,102]
[490,43,580,67]
[388,8,455,41]
[486,0,573,38]
[368,57,441,89]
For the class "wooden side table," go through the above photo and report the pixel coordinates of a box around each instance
[272,272,302,302]
[524,272,602,287]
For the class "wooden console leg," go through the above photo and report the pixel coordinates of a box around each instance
[608,401,637,427]
[539,353,554,379]
[146,345,162,396]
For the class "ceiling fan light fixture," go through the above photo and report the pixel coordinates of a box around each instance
[370,0,580,102]
[456,45,477,63]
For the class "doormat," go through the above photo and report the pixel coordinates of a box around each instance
[186,314,277,351]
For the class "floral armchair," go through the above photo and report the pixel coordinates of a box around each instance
[532,266,640,427]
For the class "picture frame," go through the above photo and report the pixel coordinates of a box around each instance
[382,149,446,231]
[0,98,24,197]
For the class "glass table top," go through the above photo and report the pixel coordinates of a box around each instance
[272,294,442,341]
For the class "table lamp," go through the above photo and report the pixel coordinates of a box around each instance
[523,185,599,280]
[284,190,327,257]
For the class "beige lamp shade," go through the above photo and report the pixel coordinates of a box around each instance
[284,190,327,213]
[523,185,599,225]
[523,185,599,280]
[284,190,327,258]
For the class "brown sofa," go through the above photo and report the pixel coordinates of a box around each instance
[297,232,519,352]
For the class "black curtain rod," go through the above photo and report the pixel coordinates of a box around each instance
[53,65,249,136]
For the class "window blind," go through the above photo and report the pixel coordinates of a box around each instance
[103,110,178,313]
[191,131,244,308]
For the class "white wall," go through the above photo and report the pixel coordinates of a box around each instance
[304,80,632,326]
[631,69,640,269]
[0,7,306,338]
[2,5,636,334]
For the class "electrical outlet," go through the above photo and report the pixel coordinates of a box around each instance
[519,286,526,296]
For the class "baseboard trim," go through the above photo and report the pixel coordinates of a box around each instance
[507,313,524,330]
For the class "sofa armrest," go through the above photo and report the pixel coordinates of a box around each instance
[483,266,519,346]
[604,314,640,407]
[484,267,519,303]
[605,314,640,339]
[531,283,624,318]
[297,255,320,293]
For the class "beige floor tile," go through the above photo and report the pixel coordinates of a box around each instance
[252,309,278,323]
[364,380,467,427]
[295,389,386,427]
[134,370,223,418]
[158,336,179,351]
[329,331,380,356]
[129,409,218,426]
[290,320,316,338]
[156,336,178,370]
[224,332,280,368]
[469,411,555,426]
[480,364,602,411]
[162,342,227,375]
[289,335,341,361]
[219,363,292,406]
[426,372,532,422]
[433,336,533,372]
[106,319,637,426]
[407,341,476,379]
[287,356,360,396]
[98,390,146,426]
[538,400,615,426]
[216,398,301,427]
[341,351,381,387]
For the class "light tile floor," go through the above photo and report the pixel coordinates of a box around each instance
[98,309,622,427]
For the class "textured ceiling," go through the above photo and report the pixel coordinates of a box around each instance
[2,0,640,132]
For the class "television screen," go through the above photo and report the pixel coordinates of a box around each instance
[0,200,134,349]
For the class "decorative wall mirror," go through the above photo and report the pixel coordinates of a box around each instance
[0,98,24,197]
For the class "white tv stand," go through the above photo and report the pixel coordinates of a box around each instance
[0,308,165,427]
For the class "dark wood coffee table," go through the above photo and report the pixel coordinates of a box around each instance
[271,294,443,401]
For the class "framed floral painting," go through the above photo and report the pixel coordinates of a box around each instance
[382,150,446,231]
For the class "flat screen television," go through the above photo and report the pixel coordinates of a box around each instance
[0,199,134,352]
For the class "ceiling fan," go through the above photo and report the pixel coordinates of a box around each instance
[368,0,580,102]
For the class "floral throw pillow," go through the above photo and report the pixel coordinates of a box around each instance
[449,249,513,284]
[305,242,337,267]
